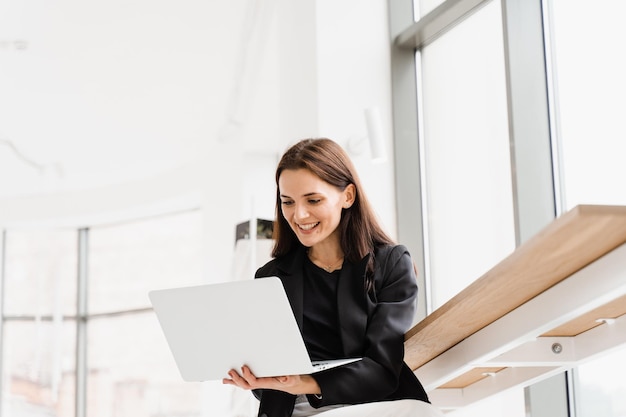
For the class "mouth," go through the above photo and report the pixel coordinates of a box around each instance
[297,222,320,231]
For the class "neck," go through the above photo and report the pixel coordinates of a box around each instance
[307,247,344,272]
[308,246,343,263]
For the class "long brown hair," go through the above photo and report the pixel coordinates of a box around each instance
[272,138,394,289]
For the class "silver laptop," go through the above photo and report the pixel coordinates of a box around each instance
[149,276,361,381]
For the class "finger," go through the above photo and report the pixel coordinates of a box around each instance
[238,366,255,387]
[241,365,256,380]
[228,370,250,389]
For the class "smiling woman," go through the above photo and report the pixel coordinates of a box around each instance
[222,138,443,417]
[278,168,354,260]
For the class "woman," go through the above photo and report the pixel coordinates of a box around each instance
[223,138,441,417]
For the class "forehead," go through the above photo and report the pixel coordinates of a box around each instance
[278,169,336,196]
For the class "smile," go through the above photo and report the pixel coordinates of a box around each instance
[298,222,320,231]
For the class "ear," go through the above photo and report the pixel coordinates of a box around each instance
[343,184,356,209]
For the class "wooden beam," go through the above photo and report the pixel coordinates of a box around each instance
[405,205,626,370]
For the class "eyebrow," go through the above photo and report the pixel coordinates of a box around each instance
[280,192,319,199]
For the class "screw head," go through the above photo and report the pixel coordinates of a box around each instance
[552,343,563,354]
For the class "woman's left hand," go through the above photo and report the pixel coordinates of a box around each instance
[222,365,320,396]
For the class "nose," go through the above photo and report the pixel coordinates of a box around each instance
[294,203,309,221]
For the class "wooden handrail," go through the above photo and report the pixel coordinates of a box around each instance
[404,204,626,371]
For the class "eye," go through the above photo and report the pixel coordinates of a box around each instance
[308,198,321,204]
[281,200,294,206]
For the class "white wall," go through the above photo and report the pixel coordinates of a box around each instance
[0,0,397,273]
[316,0,398,236]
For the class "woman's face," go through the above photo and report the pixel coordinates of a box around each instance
[278,168,355,249]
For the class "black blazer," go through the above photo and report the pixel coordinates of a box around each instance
[253,244,429,417]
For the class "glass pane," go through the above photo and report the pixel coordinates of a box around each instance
[550,3,626,413]
[550,0,626,208]
[417,0,446,18]
[1,320,76,417]
[420,0,515,308]
[574,346,626,417]
[88,210,204,314]
[447,387,525,417]
[4,230,77,316]
[86,312,206,417]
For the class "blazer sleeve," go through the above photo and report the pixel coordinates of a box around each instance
[307,245,418,407]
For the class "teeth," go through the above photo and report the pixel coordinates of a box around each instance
[299,222,319,231]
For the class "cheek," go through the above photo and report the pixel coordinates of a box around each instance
[330,204,344,220]
[281,207,293,221]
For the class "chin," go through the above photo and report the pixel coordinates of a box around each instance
[297,238,316,247]
[296,234,320,248]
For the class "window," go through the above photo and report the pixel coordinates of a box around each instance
[573,346,626,417]
[2,230,77,417]
[549,1,626,416]
[391,0,537,415]
[415,0,448,18]
[3,320,77,417]
[86,211,205,417]
[549,0,626,209]
[1,210,208,417]
[419,0,515,308]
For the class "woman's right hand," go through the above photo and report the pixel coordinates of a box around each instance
[222,365,321,396]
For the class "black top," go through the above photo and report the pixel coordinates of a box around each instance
[254,244,429,417]
[302,257,343,361]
